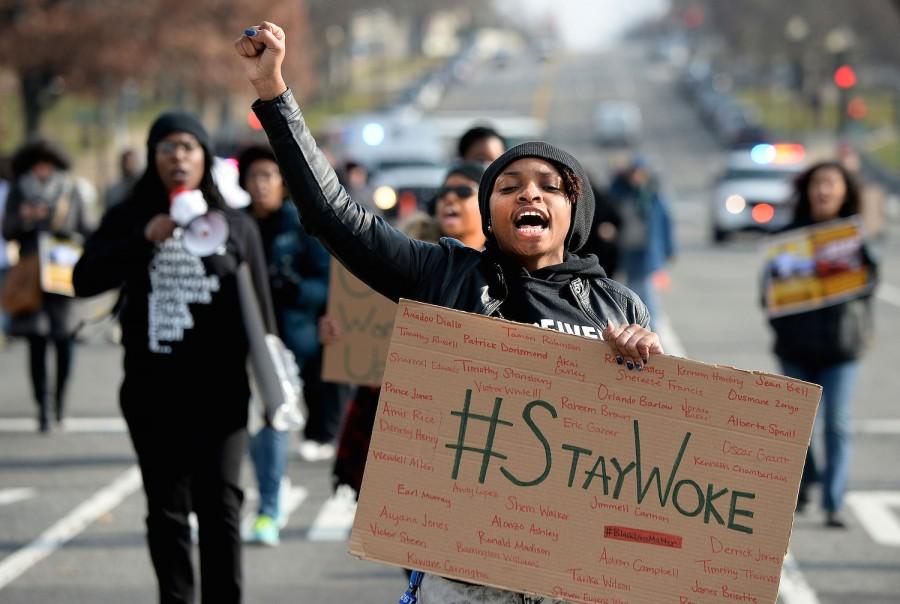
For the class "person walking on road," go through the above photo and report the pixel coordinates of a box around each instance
[238,144,330,545]
[608,156,675,330]
[765,162,878,528]
[458,125,507,164]
[2,140,93,432]
[73,112,275,603]
[236,22,664,601]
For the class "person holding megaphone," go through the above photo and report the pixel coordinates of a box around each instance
[73,112,275,604]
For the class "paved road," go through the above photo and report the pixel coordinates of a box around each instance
[1,44,898,603]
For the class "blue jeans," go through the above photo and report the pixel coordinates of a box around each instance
[780,359,860,512]
[0,267,9,335]
[249,426,288,519]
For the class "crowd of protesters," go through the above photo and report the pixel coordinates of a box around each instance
[0,18,883,604]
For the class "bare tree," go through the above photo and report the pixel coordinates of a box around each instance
[0,0,316,137]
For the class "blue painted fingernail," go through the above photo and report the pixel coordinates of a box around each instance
[626,361,634,370]
[616,356,624,365]
[636,363,643,371]
[245,28,257,37]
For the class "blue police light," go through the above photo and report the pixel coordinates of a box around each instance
[362,122,386,146]
[750,144,776,165]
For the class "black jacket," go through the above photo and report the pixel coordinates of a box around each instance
[254,89,649,331]
[73,189,274,419]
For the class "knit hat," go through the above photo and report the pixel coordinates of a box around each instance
[478,142,595,253]
[146,111,212,159]
[237,145,277,189]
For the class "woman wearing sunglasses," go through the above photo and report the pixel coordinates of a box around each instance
[433,163,486,251]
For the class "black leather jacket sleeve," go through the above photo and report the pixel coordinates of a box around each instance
[252,89,449,304]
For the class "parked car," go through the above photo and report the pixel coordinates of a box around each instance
[593,101,642,147]
[710,144,807,243]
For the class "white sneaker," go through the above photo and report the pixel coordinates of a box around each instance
[297,440,336,462]
[315,443,336,461]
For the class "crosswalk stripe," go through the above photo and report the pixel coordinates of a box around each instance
[0,417,126,433]
[779,552,822,604]
[0,466,141,591]
[0,488,36,507]
[846,491,900,547]
[307,488,358,542]
[876,283,900,309]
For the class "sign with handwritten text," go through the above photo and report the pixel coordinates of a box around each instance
[763,217,874,318]
[321,263,396,386]
[349,300,821,603]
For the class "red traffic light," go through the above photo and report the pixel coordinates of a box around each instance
[834,65,857,89]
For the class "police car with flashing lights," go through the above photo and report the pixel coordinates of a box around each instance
[711,144,808,243]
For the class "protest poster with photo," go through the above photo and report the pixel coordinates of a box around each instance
[321,262,397,386]
[762,217,874,318]
[349,300,822,604]
[38,232,83,297]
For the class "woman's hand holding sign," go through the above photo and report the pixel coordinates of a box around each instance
[234,22,288,101]
[604,322,663,371]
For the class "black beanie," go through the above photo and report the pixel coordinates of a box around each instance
[478,142,595,253]
[237,145,277,189]
[444,161,486,186]
[146,111,212,159]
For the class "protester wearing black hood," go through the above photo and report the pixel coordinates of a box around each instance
[73,112,274,604]
[238,23,663,600]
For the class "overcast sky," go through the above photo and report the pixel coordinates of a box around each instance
[496,0,670,50]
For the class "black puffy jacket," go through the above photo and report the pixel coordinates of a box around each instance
[253,89,648,332]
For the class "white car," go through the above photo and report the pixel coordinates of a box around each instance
[593,101,642,147]
[711,144,807,243]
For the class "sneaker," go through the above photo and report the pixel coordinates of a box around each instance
[251,514,280,546]
[297,440,336,462]
[316,442,336,461]
[825,511,847,529]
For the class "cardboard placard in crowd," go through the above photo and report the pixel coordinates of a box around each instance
[321,262,396,386]
[38,233,82,297]
[349,299,821,604]
[763,217,874,318]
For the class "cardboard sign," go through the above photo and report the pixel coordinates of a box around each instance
[349,300,821,604]
[321,262,397,386]
[763,217,873,318]
[38,232,82,297]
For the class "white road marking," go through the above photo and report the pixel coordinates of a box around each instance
[854,419,900,434]
[0,488,36,507]
[846,491,900,547]
[779,552,822,604]
[876,283,900,308]
[0,466,141,591]
[0,417,126,433]
[307,486,358,542]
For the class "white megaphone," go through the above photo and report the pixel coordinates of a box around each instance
[169,187,229,257]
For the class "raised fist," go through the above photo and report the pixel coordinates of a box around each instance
[235,21,288,101]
